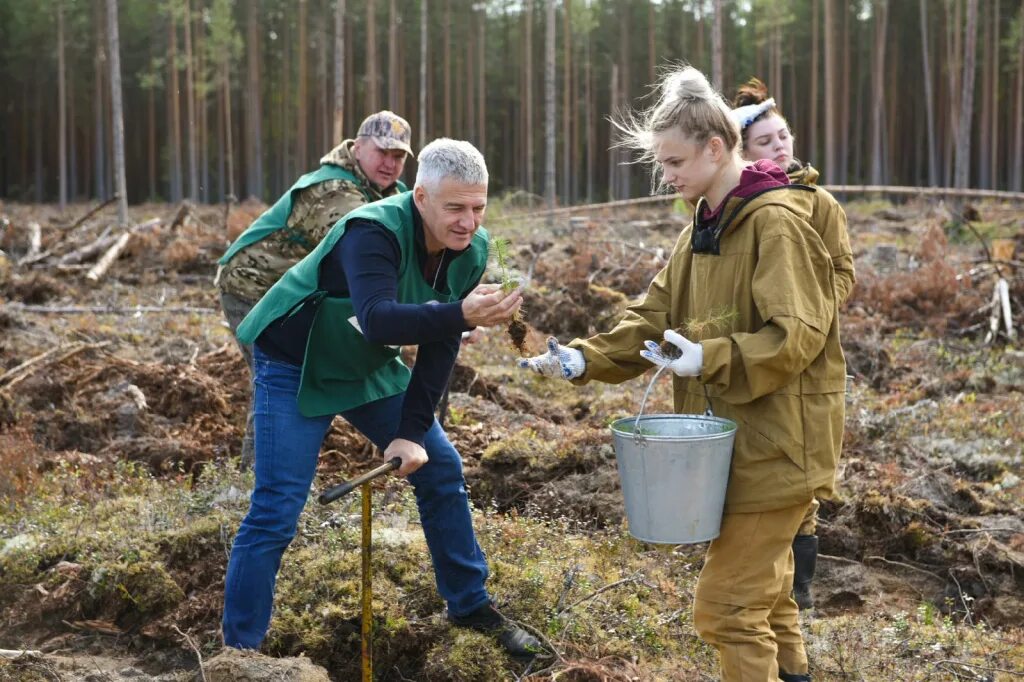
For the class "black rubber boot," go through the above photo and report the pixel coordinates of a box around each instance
[448,602,543,660]
[779,672,812,682]
[792,534,818,610]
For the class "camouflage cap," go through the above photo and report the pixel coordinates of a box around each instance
[357,111,414,158]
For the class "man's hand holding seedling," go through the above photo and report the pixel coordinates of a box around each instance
[640,329,703,377]
[462,283,523,328]
[518,336,586,379]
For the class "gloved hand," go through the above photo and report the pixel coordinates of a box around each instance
[517,336,586,379]
[640,329,703,377]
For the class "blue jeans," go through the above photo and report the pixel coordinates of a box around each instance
[222,347,491,649]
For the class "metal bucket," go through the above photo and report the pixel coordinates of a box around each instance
[610,414,736,544]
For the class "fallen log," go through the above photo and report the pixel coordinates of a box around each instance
[0,649,43,660]
[57,226,114,265]
[16,221,42,265]
[2,303,218,315]
[84,217,161,283]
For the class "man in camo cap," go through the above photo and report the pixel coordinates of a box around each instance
[217,110,413,465]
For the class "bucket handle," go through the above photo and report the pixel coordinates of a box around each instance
[633,368,715,446]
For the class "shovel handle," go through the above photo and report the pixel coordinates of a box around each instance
[318,457,402,505]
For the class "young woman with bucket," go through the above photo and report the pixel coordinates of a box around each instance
[731,77,856,612]
[519,66,847,682]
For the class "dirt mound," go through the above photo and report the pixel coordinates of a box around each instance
[204,648,329,682]
[16,348,243,473]
[2,272,68,304]
[523,281,627,340]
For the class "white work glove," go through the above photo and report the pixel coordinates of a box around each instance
[517,336,586,379]
[640,329,703,377]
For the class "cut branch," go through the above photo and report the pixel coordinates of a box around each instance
[0,341,111,389]
[61,195,118,231]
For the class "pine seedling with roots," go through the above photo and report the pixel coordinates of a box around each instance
[660,306,740,358]
[488,237,529,355]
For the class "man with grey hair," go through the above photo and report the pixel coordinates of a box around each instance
[221,138,540,659]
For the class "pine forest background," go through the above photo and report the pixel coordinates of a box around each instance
[1,0,1023,210]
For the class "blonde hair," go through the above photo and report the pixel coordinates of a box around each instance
[617,66,740,167]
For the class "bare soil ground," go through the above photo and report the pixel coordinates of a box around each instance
[0,196,1022,680]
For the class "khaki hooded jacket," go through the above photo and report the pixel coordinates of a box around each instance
[788,163,856,304]
[570,186,846,513]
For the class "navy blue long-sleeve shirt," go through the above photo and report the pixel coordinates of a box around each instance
[256,204,479,445]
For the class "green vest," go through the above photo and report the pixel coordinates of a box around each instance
[218,164,408,265]
[236,192,489,417]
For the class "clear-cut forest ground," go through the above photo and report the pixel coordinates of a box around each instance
[0,196,1022,680]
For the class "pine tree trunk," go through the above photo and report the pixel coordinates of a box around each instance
[318,16,328,153]
[563,0,572,204]
[978,2,992,188]
[809,0,818,165]
[525,0,533,193]
[839,3,850,182]
[345,14,353,133]
[989,0,999,188]
[919,0,938,186]
[954,0,978,189]
[388,0,398,110]
[224,59,235,200]
[168,5,182,202]
[823,0,836,181]
[444,0,451,136]
[544,0,555,216]
[945,0,963,186]
[148,84,156,200]
[183,0,197,200]
[711,0,723,90]
[69,56,78,201]
[647,2,654,85]
[95,0,108,201]
[585,21,593,201]
[367,0,378,112]
[334,0,345,144]
[869,0,887,185]
[1013,2,1024,191]
[466,16,475,141]
[297,0,308,171]
[217,75,225,198]
[106,0,127,225]
[608,63,618,200]
[281,14,291,189]
[58,2,67,211]
[419,0,427,149]
[34,83,43,202]
[246,1,263,198]
[477,7,486,152]
[197,11,209,203]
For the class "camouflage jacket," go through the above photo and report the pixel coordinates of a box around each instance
[218,140,404,302]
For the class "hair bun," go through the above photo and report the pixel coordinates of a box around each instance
[733,77,770,108]
[664,67,715,105]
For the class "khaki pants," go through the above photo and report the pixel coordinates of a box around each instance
[797,498,819,536]
[694,502,812,681]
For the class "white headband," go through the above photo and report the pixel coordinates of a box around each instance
[731,98,777,130]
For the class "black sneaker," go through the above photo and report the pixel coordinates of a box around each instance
[447,602,543,660]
